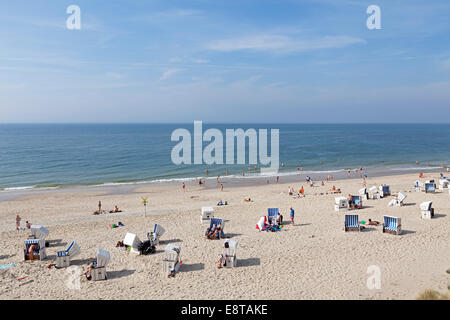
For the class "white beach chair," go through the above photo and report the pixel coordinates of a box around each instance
[420,201,434,219]
[368,186,379,199]
[439,179,449,190]
[124,232,142,254]
[388,192,407,207]
[201,207,214,224]
[344,214,360,232]
[30,225,49,239]
[414,180,424,192]
[56,241,81,268]
[24,239,46,261]
[382,216,402,235]
[91,248,110,281]
[334,196,348,211]
[359,188,368,200]
[153,224,165,245]
[222,239,238,268]
[162,244,181,274]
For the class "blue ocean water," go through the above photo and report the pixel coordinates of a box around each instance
[0,123,449,190]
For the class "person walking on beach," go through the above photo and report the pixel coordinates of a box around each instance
[276,176,279,184]
[16,215,21,231]
[221,184,224,192]
[290,207,295,225]
[182,182,186,192]
[98,201,102,212]
[205,169,209,176]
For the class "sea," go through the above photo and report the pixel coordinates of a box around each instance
[0,123,448,192]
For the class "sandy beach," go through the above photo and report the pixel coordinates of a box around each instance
[1,171,449,300]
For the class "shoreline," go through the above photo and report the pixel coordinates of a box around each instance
[0,165,443,202]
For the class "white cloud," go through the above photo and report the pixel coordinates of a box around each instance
[159,68,180,81]
[206,34,365,53]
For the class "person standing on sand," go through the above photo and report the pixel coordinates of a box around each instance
[221,184,224,192]
[98,201,102,212]
[182,182,186,192]
[16,215,21,231]
[290,207,295,225]
[276,176,279,184]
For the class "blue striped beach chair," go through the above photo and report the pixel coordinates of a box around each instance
[382,216,402,235]
[344,214,360,232]
[56,241,81,267]
[267,208,279,223]
[379,185,391,197]
[209,218,225,239]
[24,239,46,260]
[153,223,165,245]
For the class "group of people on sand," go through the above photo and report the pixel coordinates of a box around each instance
[15,215,31,231]
[288,186,305,197]
[93,201,122,215]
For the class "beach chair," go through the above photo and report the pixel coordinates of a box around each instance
[256,216,266,231]
[91,249,110,281]
[56,241,81,268]
[350,196,363,209]
[124,232,142,254]
[267,208,279,223]
[30,225,49,239]
[201,207,214,224]
[382,216,402,235]
[24,239,46,261]
[153,224,165,245]
[162,244,181,274]
[208,218,225,239]
[388,192,407,207]
[379,185,391,197]
[222,240,238,268]
[424,182,435,193]
[344,214,360,232]
[334,196,348,211]
[420,201,434,219]
[368,186,379,199]
[438,179,449,190]
[414,180,423,192]
[359,188,368,200]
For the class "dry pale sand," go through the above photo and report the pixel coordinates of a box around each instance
[0,172,449,300]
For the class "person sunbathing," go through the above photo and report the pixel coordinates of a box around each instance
[367,219,380,226]
[243,198,253,202]
[110,205,122,213]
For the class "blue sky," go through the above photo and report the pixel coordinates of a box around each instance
[1,0,450,123]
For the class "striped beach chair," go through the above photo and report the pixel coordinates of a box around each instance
[30,225,49,239]
[267,208,279,223]
[379,185,391,197]
[153,224,165,245]
[209,218,225,239]
[91,248,110,281]
[56,241,81,268]
[382,216,402,235]
[344,214,360,232]
[24,239,46,261]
